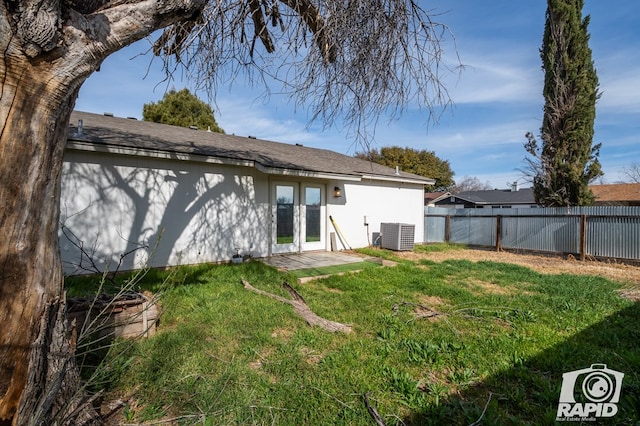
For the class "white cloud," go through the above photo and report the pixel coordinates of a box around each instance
[448,56,542,105]
[427,119,539,153]
[599,76,640,114]
[213,96,359,152]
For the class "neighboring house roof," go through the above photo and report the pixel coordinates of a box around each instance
[590,183,640,205]
[67,111,434,185]
[424,191,452,205]
[451,188,536,206]
[456,188,536,204]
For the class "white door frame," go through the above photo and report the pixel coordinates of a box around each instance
[271,181,326,254]
[272,182,300,254]
[301,183,326,251]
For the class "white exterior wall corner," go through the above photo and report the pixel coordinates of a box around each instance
[326,179,425,249]
[60,150,270,275]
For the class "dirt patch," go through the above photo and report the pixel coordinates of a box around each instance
[463,278,512,296]
[407,248,640,287]
[414,306,443,321]
[397,300,445,322]
[617,289,640,302]
[300,347,325,365]
[417,294,447,306]
[458,277,537,297]
[271,327,295,340]
[248,359,264,370]
[249,345,275,368]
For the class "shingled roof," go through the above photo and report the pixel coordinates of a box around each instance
[590,183,640,205]
[454,188,536,205]
[67,111,433,185]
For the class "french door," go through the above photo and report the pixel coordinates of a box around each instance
[273,183,299,254]
[272,182,325,254]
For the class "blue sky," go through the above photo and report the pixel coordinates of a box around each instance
[75,1,640,189]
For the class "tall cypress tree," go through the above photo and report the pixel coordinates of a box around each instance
[525,0,602,206]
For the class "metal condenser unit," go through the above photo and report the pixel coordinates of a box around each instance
[380,223,415,251]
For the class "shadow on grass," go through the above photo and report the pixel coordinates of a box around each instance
[64,262,220,296]
[403,301,640,425]
[66,263,219,390]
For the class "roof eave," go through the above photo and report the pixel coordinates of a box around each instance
[67,139,364,181]
[361,174,434,185]
[67,136,432,185]
[254,163,362,181]
[429,192,453,203]
[66,139,255,168]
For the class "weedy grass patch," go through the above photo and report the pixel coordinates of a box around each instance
[287,260,383,280]
[66,249,640,425]
[413,243,469,254]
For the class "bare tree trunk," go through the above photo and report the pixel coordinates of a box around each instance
[0,50,99,424]
[0,1,206,422]
[0,0,210,420]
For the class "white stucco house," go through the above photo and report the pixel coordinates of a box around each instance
[60,111,432,275]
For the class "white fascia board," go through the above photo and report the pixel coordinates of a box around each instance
[255,163,362,181]
[65,140,255,168]
[452,194,482,204]
[361,174,434,185]
[430,192,453,203]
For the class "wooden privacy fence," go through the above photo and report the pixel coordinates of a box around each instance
[424,206,640,261]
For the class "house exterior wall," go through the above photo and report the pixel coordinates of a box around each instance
[326,180,425,248]
[60,150,270,274]
[60,149,426,275]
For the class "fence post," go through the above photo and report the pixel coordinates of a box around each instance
[445,215,451,243]
[579,214,587,261]
[495,215,502,252]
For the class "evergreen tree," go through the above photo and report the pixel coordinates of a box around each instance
[143,88,225,133]
[525,0,602,206]
[356,146,455,191]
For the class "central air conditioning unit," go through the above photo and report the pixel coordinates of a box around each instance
[380,223,415,251]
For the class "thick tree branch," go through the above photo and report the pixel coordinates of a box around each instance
[86,0,206,55]
[241,279,352,333]
[279,0,335,62]
[16,0,61,57]
[249,0,275,54]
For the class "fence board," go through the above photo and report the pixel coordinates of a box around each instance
[424,206,640,261]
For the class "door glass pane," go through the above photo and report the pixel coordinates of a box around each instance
[276,185,294,244]
[305,187,321,242]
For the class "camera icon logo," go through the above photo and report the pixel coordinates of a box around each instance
[556,364,624,420]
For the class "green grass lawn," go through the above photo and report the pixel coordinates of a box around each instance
[66,248,640,425]
[288,260,383,280]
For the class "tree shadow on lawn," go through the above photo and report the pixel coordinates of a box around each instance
[404,301,640,425]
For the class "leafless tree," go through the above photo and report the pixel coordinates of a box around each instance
[0,0,457,423]
[450,175,493,194]
[622,163,640,183]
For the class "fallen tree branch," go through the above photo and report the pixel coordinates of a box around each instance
[394,301,445,321]
[241,279,352,333]
[363,392,386,426]
[468,392,493,426]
